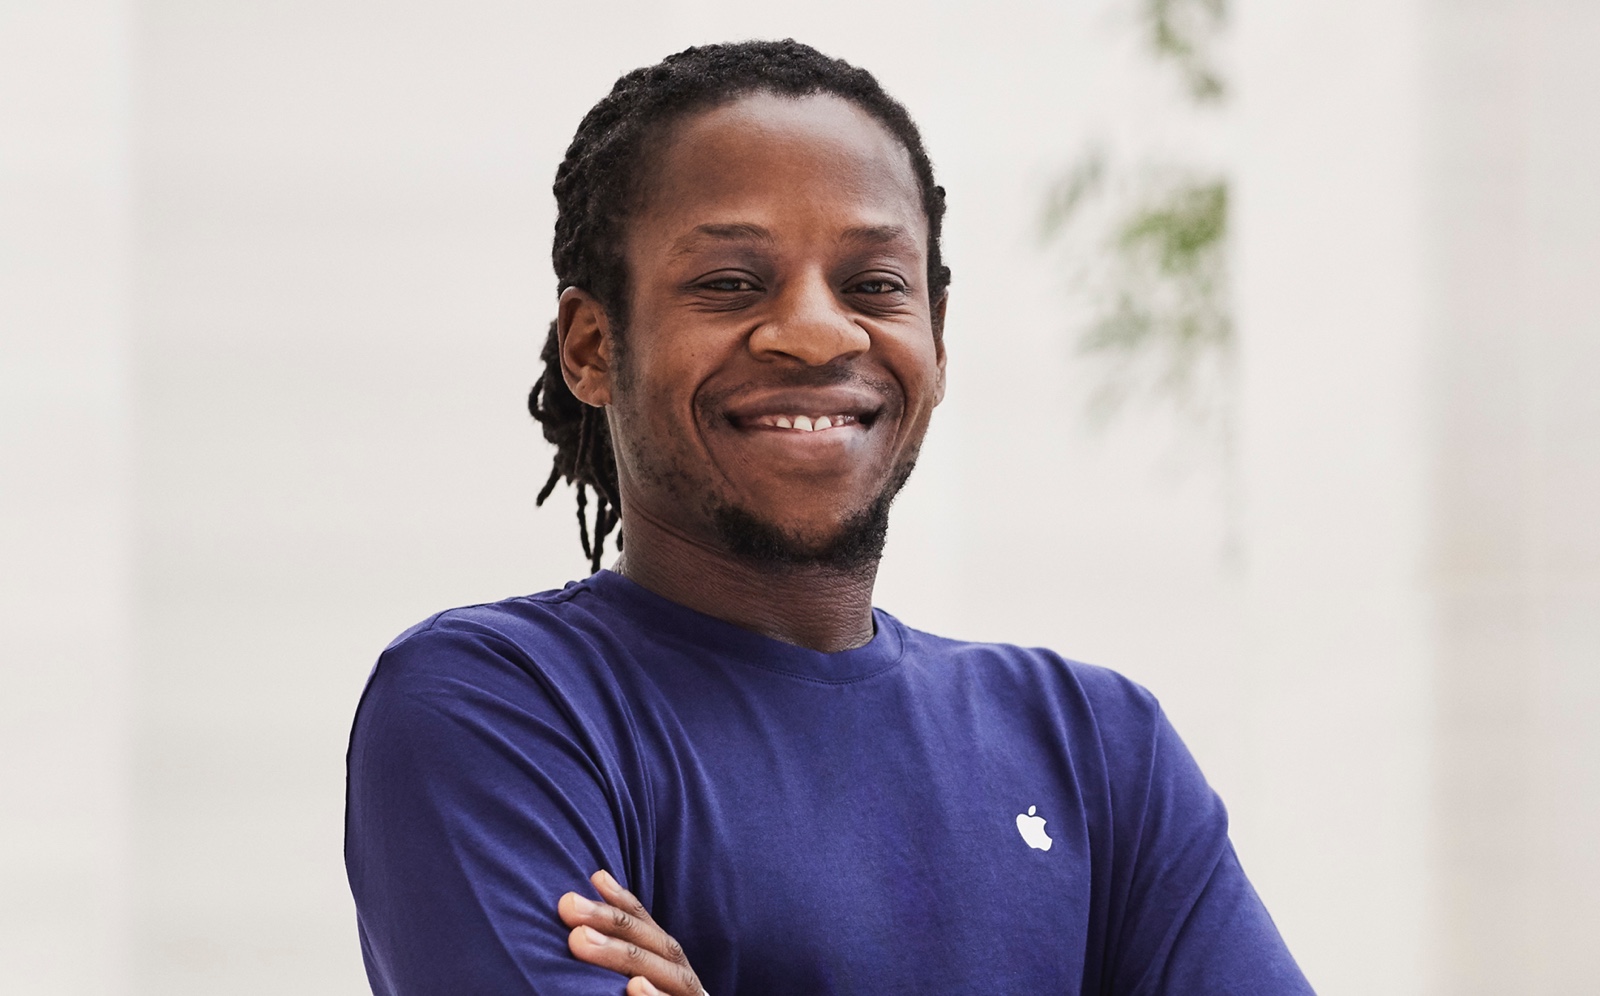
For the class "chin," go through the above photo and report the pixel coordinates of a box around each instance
[709,465,915,572]
[710,501,889,571]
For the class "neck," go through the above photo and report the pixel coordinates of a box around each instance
[611,506,879,653]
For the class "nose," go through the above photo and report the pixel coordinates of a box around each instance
[748,271,870,365]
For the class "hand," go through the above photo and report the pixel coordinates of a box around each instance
[558,870,708,996]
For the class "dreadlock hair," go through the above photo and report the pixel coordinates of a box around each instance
[527,39,953,573]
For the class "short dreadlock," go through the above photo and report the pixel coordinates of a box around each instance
[527,39,953,573]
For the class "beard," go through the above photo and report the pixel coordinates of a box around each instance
[706,459,916,572]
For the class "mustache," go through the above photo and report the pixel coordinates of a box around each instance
[698,362,901,411]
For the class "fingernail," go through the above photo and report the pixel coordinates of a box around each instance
[635,978,662,996]
[583,925,609,947]
[598,869,621,892]
[569,893,598,915]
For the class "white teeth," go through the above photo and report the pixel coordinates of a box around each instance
[759,413,855,431]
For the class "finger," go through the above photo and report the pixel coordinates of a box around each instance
[557,890,608,930]
[567,925,703,996]
[569,871,703,993]
[558,891,671,955]
[558,888,698,986]
[592,870,654,926]
[590,871,695,972]
[629,976,707,996]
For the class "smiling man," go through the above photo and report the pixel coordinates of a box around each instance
[344,41,1313,996]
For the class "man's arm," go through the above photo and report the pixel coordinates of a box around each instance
[1100,694,1314,995]
[345,620,654,995]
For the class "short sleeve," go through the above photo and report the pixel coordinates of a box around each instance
[344,618,643,996]
[1105,703,1314,995]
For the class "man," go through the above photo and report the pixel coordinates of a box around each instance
[345,40,1312,996]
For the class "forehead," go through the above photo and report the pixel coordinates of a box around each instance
[630,92,927,249]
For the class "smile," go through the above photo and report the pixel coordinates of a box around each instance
[720,384,886,441]
[752,414,860,432]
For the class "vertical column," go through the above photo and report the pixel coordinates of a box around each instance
[1233,2,1434,993]
[0,1,133,993]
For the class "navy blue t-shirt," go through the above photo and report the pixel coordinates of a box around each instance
[345,571,1311,994]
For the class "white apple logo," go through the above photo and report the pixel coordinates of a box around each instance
[1016,805,1053,851]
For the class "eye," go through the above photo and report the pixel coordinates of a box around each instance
[698,275,762,292]
[849,277,908,295]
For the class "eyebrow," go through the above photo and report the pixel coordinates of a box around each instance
[668,223,775,258]
[666,222,920,259]
[838,224,918,249]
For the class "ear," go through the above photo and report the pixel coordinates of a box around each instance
[931,291,949,406]
[557,286,614,407]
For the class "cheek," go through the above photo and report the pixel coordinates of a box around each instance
[625,322,738,417]
[896,337,946,409]
[612,345,713,449]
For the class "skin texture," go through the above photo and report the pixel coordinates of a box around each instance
[556,92,948,992]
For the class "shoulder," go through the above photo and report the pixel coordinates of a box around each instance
[353,578,634,753]
[890,620,1212,835]
[889,620,1183,802]
[896,620,1164,730]
[347,579,664,829]
[372,579,612,687]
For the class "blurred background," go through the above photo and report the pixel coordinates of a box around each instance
[4,0,1597,992]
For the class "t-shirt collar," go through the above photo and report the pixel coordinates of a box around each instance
[580,569,905,683]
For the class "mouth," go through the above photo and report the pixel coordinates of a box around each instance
[720,384,885,439]
[696,380,907,515]
[738,412,867,433]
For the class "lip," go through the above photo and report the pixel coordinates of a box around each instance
[720,385,885,429]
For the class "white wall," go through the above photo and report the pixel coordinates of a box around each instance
[1424,2,1600,991]
[3,1,1597,992]
[1234,1,1600,992]
[1233,2,1433,990]
[1,1,133,992]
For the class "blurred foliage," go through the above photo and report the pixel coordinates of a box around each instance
[1145,0,1228,102]
[1095,180,1227,419]
[1045,0,1230,433]
[1045,168,1230,425]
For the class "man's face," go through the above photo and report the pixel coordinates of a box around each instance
[572,92,946,567]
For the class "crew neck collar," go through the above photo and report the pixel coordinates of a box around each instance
[578,569,905,684]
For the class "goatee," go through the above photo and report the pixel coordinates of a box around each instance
[708,461,915,572]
